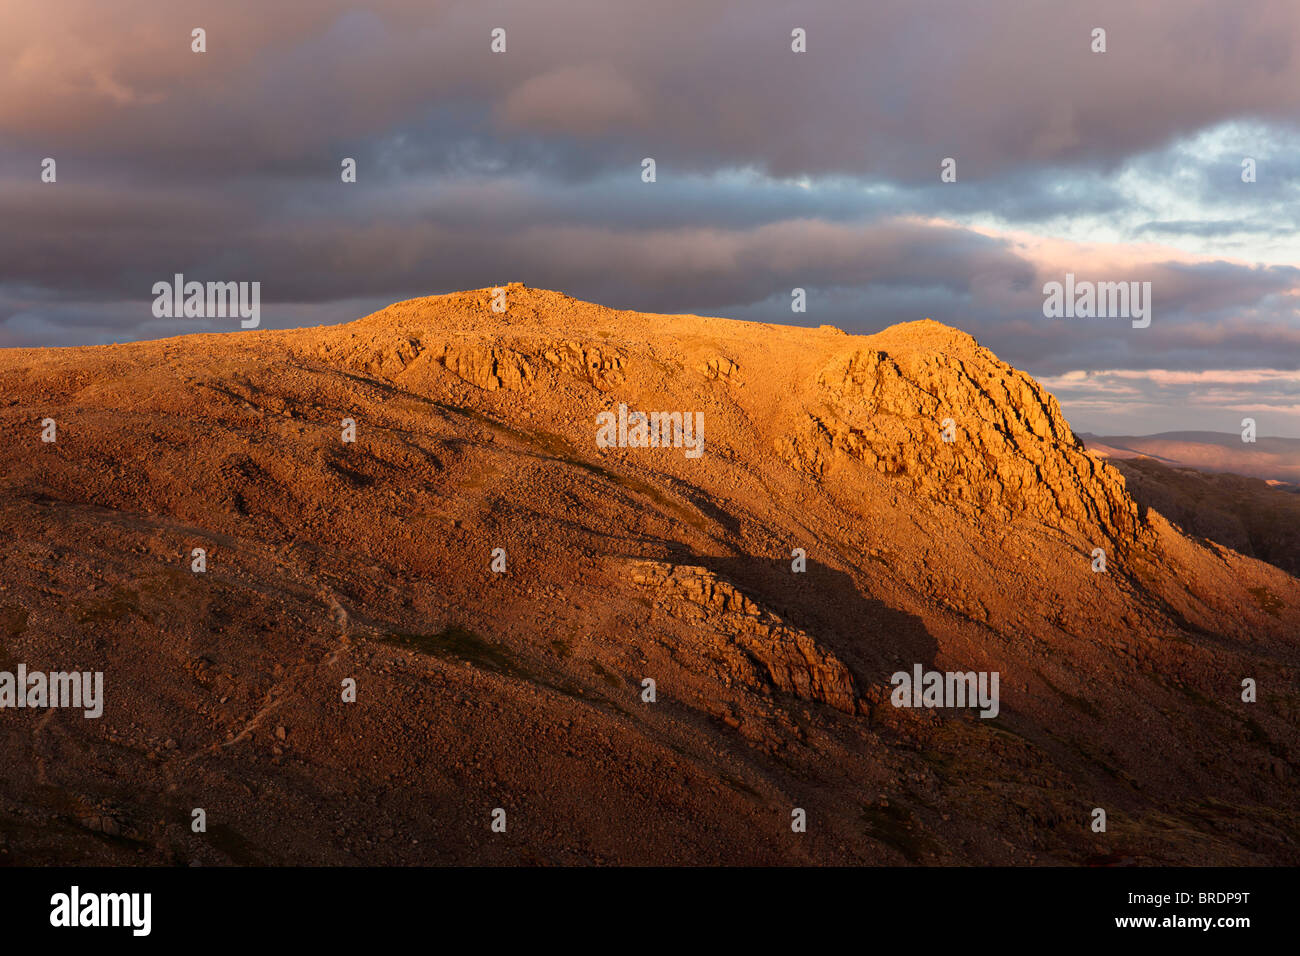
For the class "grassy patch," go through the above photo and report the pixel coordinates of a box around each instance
[379,624,526,678]
[206,823,263,866]
[0,604,28,638]
[0,605,26,671]
[589,660,622,689]
[1039,672,1101,719]
[1247,586,1283,618]
[860,799,936,863]
[76,588,142,625]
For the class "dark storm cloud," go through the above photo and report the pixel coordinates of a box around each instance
[1,0,1299,432]
[5,0,1299,178]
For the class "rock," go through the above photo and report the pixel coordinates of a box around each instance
[627,559,858,713]
[698,355,741,383]
[542,341,626,391]
[440,342,534,390]
[778,327,1140,541]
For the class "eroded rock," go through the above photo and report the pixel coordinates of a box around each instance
[628,559,857,713]
[542,341,626,391]
[440,342,534,391]
[778,335,1140,540]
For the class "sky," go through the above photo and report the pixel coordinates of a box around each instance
[1,0,1298,436]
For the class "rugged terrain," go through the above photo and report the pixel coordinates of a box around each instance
[0,286,1296,866]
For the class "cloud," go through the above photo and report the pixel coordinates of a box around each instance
[1039,366,1300,435]
[4,1,1299,177]
[1,0,1298,432]
[499,64,647,136]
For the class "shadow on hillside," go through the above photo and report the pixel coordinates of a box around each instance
[689,552,938,687]
[1115,458,1300,578]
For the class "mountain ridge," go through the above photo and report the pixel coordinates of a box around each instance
[1081,431,1300,485]
[0,285,1295,865]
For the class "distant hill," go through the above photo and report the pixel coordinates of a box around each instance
[1111,457,1300,577]
[1080,431,1300,485]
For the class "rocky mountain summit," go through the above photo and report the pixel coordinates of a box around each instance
[0,285,1295,865]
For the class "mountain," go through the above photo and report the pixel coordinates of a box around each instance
[1103,457,1300,578]
[1080,431,1300,485]
[0,285,1296,866]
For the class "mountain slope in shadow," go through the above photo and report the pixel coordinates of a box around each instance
[1111,456,1300,577]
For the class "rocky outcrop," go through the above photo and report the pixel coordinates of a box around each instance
[440,342,534,391]
[698,355,741,384]
[777,324,1140,540]
[542,341,625,391]
[322,334,427,378]
[627,560,857,713]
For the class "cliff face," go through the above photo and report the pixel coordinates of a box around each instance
[0,286,1296,866]
[780,325,1140,540]
[628,559,859,714]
